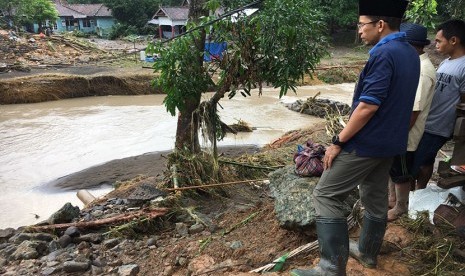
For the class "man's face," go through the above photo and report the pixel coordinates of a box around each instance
[435,30,454,55]
[358,16,381,46]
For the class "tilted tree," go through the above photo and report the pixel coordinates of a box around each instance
[152,0,328,185]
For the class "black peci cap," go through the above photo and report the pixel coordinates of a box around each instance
[359,0,409,18]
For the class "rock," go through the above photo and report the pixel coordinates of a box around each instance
[62,260,90,273]
[229,240,243,249]
[91,265,104,275]
[48,240,60,252]
[176,256,187,266]
[127,183,167,206]
[58,235,73,248]
[175,223,189,237]
[188,223,205,234]
[64,226,80,237]
[0,63,7,72]
[0,256,7,266]
[146,238,157,247]
[0,244,17,259]
[269,165,358,231]
[33,233,54,242]
[48,203,80,224]
[117,264,140,276]
[102,238,120,249]
[11,240,47,260]
[0,228,16,241]
[188,255,215,275]
[41,266,61,275]
[75,233,103,244]
[9,233,33,244]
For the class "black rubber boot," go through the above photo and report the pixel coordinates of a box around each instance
[290,217,348,276]
[349,212,387,268]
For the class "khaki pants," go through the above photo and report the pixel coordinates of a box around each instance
[313,151,393,219]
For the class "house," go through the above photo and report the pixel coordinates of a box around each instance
[35,0,115,37]
[147,6,188,39]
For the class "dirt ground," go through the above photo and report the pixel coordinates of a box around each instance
[2,31,462,275]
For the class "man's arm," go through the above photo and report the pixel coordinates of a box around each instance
[410,111,420,129]
[323,102,379,169]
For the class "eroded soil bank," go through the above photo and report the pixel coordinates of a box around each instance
[0,71,161,104]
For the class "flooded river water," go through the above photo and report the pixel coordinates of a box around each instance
[0,83,354,229]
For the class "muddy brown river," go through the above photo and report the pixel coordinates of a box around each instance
[0,83,354,229]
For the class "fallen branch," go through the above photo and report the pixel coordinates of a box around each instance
[218,159,282,171]
[164,178,269,192]
[28,208,168,231]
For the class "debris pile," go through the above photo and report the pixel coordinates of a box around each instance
[0,29,119,72]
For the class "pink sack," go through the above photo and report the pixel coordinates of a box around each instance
[293,140,325,177]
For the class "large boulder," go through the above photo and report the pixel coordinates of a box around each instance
[269,165,358,231]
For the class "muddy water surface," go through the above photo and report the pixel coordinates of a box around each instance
[0,83,354,229]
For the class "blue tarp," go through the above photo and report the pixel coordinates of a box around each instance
[204,42,227,62]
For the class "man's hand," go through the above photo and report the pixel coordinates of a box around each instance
[323,144,342,170]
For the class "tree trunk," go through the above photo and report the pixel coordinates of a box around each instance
[174,0,208,152]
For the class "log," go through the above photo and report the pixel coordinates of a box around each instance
[437,175,465,189]
[28,208,168,231]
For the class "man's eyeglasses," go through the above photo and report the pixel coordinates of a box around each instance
[357,20,379,29]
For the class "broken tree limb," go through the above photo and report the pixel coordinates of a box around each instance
[28,208,168,232]
[164,178,269,192]
[218,159,282,171]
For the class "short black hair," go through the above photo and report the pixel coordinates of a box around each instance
[367,16,402,31]
[437,19,465,47]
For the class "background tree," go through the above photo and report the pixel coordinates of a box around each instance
[405,0,438,28]
[153,0,328,185]
[309,0,358,33]
[21,0,58,31]
[437,0,465,20]
[0,0,58,31]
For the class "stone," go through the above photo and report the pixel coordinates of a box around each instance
[41,266,61,275]
[58,235,72,248]
[91,265,104,275]
[62,260,90,273]
[146,238,157,247]
[0,228,16,241]
[11,240,44,260]
[33,233,54,242]
[269,165,358,231]
[117,264,140,276]
[102,238,119,249]
[76,233,103,244]
[229,240,243,250]
[188,255,215,275]
[48,203,80,224]
[175,223,188,237]
[188,223,205,234]
[64,226,80,238]
[127,183,167,206]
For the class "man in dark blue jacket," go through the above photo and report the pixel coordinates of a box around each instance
[291,0,420,275]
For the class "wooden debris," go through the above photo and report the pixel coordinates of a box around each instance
[165,178,269,192]
[28,208,168,231]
